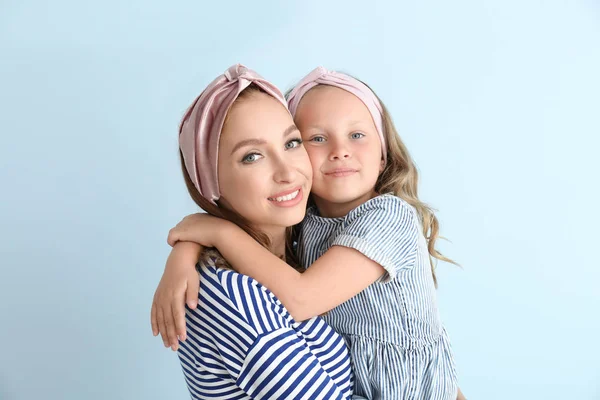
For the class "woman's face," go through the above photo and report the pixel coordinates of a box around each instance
[217,91,312,236]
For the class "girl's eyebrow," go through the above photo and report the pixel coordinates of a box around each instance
[348,120,370,127]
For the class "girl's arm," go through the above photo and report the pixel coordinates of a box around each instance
[151,241,202,350]
[213,224,384,321]
[168,198,417,322]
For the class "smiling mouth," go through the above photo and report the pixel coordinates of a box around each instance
[268,189,300,202]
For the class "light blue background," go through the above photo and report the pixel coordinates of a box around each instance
[1,1,599,399]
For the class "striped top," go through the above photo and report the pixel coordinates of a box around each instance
[177,257,354,400]
[298,194,457,399]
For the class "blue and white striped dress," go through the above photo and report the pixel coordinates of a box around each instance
[298,194,458,400]
[177,257,354,399]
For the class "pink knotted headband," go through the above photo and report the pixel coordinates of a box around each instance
[179,64,288,205]
[287,66,387,164]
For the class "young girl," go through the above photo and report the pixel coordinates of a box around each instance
[157,67,462,399]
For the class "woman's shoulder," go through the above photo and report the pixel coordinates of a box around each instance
[197,254,271,296]
[197,252,293,324]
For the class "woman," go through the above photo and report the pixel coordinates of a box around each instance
[152,64,354,399]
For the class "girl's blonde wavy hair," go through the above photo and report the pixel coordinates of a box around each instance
[375,96,457,286]
[288,79,457,286]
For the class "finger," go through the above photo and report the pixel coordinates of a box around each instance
[164,300,180,350]
[186,275,199,310]
[173,297,187,342]
[151,300,159,336]
[156,307,170,348]
[167,230,177,247]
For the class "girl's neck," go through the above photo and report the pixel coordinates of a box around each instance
[313,189,378,218]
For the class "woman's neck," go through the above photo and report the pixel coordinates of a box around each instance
[264,227,287,260]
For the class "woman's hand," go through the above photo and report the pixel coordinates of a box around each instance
[167,213,234,248]
[151,242,202,351]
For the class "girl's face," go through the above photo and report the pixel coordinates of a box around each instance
[294,86,385,217]
[217,91,312,236]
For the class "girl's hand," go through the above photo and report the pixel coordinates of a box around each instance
[151,242,202,351]
[167,213,233,248]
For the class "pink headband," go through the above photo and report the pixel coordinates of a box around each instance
[287,66,387,163]
[179,64,288,205]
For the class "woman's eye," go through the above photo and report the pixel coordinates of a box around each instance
[285,138,303,149]
[242,153,263,164]
[351,132,365,139]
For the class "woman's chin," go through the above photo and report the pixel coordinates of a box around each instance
[277,209,306,227]
[263,206,306,228]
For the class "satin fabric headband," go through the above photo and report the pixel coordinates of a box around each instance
[287,66,387,163]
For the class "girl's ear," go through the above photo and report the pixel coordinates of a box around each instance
[379,157,386,173]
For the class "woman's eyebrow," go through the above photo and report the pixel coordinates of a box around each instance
[230,138,267,155]
[230,125,299,155]
[283,124,299,137]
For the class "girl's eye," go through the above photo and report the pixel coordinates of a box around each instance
[310,136,326,143]
[242,153,263,164]
[351,132,365,139]
[285,138,303,149]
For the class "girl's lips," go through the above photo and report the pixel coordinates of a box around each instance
[324,168,358,177]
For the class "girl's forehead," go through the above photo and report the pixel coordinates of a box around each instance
[300,86,368,110]
[295,86,373,124]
